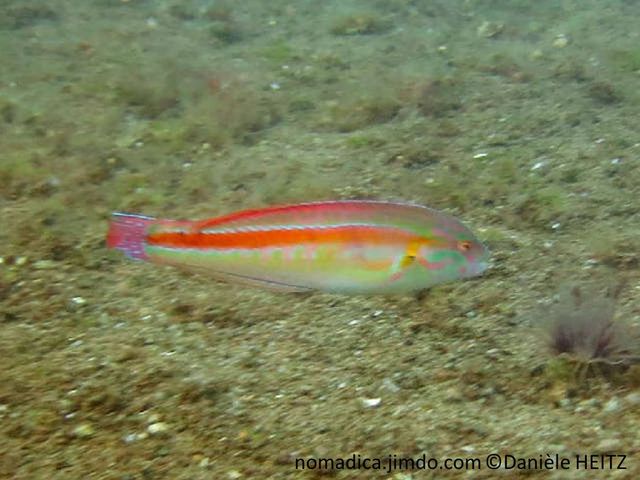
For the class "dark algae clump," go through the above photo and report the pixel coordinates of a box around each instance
[538,284,640,382]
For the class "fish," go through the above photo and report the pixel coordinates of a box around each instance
[106,200,490,295]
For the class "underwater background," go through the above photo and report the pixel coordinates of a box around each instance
[1,0,639,478]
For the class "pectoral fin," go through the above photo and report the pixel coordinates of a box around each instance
[390,240,422,282]
[400,240,423,269]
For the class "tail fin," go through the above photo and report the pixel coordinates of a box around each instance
[106,212,155,260]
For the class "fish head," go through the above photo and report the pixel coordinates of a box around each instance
[416,220,490,284]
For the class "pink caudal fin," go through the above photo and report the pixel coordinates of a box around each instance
[106,213,155,260]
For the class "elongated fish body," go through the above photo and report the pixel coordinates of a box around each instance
[107,200,489,294]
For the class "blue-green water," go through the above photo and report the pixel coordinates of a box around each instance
[1,1,639,478]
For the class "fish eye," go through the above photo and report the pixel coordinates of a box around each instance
[457,240,472,252]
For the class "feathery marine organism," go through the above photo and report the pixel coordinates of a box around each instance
[541,283,640,378]
[106,200,490,295]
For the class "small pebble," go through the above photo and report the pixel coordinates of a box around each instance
[575,398,600,413]
[558,398,573,409]
[393,474,413,480]
[72,423,95,438]
[444,387,464,402]
[595,438,621,453]
[477,21,503,38]
[485,348,500,359]
[147,413,161,424]
[33,260,57,270]
[381,378,400,393]
[530,49,544,60]
[553,34,569,48]
[602,397,621,414]
[147,422,170,435]
[361,398,382,408]
[624,392,640,406]
[531,161,546,171]
[122,433,139,444]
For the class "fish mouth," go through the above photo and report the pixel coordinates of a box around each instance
[472,245,492,276]
[469,260,490,277]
